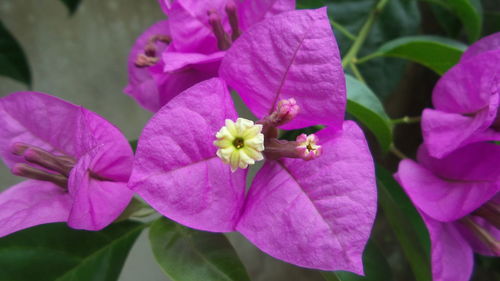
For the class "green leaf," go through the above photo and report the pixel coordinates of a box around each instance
[149,217,250,281]
[325,0,421,99]
[0,20,31,87]
[365,35,467,75]
[60,0,82,15]
[321,239,393,281]
[345,74,393,152]
[376,166,432,281]
[0,221,145,281]
[423,0,483,42]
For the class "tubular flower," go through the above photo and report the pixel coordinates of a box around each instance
[395,143,500,281]
[0,92,134,237]
[214,118,264,172]
[129,8,376,274]
[422,32,500,158]
[125,0,295,112]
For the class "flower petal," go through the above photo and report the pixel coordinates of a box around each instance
[236,0,295,30]
[422,100,500,158]
[129,78,246,232]
[461,32,500,61]
[67,143,134,231]
[421,213,474,281]
[0,92,129,168]
[220,8,346,130]
[237,121,376,272]
[167,0,225,52]
[432,50,500,113]
[162,51,224,73]
[0,180,72,237]
[395,157,498,222]
[417,143,500,183]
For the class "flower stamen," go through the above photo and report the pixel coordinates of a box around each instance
[225,0,241,41]
[208,10,231,50]
[135,34,172,68]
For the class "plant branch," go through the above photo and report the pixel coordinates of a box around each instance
[330,19,356,41]
[341,0,390,68]
[390,144,408,159]
[349,62,366,83]
[392,116,421,125]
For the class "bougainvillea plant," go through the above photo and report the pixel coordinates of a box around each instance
[0,0,498,281]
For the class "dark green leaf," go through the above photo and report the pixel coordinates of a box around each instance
[149,217,250,281]
[0,221,145,281]
[346,74,393,152]
[326,0,421,99]
[376,166,432,281]
[60,0,82,15]
[484,11,500,36]
[0,20,31,87]
[367,35,466,75]
[321,240,393,281]
[423,0,483,42]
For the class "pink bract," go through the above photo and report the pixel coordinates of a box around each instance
[125,0,295,112]
[422,32,500,158]
[395,143,500,281]
[220,8,346,130]
[0,92,134,237]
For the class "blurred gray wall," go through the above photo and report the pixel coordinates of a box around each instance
[0,1,322,280]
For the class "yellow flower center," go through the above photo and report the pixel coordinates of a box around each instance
[214,118,264,172]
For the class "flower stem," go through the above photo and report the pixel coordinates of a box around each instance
[390,144,408,159]
[349,62,366,83]
[392,116,421,125]
[356,52,383,64]
[330,19,356,41]
[341,0,390,68]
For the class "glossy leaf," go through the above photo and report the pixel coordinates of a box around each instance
[376,166,432,281]
[321,239,393,281]
[345,74,392,152]
[326,0,421,99]
[60,0,82,15]
[0,20,31,87]
[367,36,467,75]
[0,221,145,281]
[423,0,483,42]
[149,217,250,281]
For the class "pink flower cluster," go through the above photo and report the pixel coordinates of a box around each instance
[396,32,500,281]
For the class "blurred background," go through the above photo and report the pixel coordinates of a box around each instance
[0,0,498,280]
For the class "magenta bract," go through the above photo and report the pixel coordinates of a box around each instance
[0,92,134,237]
[125,0,295,112]
[130,8,376,273]
[422,32,500,158]
[220,8,346,130]
[395,143,500,281]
